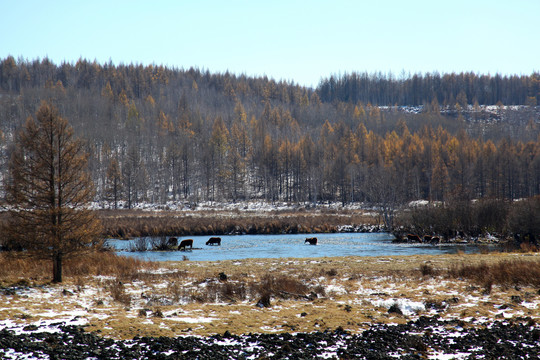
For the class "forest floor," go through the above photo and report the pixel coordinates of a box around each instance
[1,251,539,340]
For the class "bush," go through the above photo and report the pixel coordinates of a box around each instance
[259,274,309,296]
[507,196,540,244]
[130,237,149,251]
[105,280,131,306]
[399,198,510,239]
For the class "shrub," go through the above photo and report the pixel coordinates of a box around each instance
[130,237,149,252]
[419,264,438,277]
[508,197,540,243]
[400,198,510,239]
[105,280,131,306]
[259,274,309,297]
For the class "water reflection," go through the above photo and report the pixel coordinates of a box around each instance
[106,233,500,262]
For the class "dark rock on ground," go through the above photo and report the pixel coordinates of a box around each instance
[1,316,540,359]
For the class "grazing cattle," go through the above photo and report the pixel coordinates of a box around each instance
[167,237,178,248]
[431,237,440,244]
[206,237,222,246]
[179,239,193,251]
[305,237,317,245]
[407,234,421,242]
[423,235,432,243]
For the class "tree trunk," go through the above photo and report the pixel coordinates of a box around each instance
[53,252,63,283]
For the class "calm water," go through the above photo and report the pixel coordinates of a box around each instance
[107,233,497,262]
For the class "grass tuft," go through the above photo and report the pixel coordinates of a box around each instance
[259,274,310,299]
[447,259,540,287]
[105,280,131,306]
[0,251,155,284]
[419,263,438,277]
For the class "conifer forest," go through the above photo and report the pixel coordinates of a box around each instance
[1,56,539,208]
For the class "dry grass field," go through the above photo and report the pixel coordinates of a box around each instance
[2,250,540,340]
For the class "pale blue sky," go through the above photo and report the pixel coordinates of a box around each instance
[1,0,539,87]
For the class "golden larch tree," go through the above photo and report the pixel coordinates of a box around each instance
[4,101,102,283]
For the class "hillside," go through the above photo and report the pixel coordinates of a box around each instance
[0,57,539,209]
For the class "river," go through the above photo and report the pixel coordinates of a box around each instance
[107,233,499,262]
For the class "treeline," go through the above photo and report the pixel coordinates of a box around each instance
[318,71,540,106]
[0,56,539,209]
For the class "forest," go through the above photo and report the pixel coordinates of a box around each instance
[0,56,539,211]
[318,71,540,106]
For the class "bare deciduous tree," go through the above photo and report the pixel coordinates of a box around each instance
[366,166,404,231]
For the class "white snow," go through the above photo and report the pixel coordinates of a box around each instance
[89,200,374,213]
[371,298,426,316]
[325,284,347,296]
[0,315,89,335]
[428,351,472,360]
[167,317,217,323]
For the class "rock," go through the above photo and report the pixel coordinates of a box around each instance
[256,294,271,308]
[388,303,403,315]
[511,295,523,304]
[2,318,540,358]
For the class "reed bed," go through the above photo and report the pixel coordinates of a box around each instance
[98,209,379,238]
[447,258,540,287]
[0,251,156,284]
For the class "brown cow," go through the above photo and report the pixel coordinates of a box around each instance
[179,239,193,251]
[206,237,221,246]
[407,234,421,242]
[305,237,317,245]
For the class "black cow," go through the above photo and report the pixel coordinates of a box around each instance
[167,237,178,248]
[179,239,193,251]
[206,237,221,246]
[407,234,421,242]
[305,237,317,245]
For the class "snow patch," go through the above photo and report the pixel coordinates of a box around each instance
[371,298,426,316]
[325,284,347,296]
